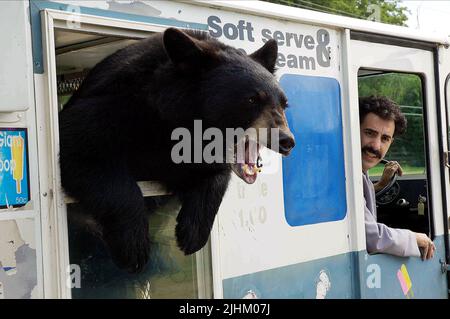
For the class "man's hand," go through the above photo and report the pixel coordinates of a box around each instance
[416,233,435,260]
[374,161,403,192]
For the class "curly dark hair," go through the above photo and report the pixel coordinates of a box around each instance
[359,95,407,136]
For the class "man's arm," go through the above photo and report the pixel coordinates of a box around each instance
[364,198,421,257]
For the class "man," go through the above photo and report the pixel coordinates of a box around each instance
[360,96,435,260]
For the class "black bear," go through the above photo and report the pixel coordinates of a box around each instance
[59,28,295,273]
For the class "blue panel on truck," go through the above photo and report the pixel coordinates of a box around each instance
[223,250,354,298]
[222,237,448,299]
[280,74,346,226]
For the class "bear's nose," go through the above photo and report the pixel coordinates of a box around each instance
[279,131,295,156]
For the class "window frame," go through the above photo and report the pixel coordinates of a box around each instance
[358,72,428,179]
[357,68,435,240]
[38,8,213,299]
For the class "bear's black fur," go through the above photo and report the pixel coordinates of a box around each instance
[59,28,294,272]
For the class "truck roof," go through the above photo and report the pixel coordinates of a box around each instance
[188,0,450,46]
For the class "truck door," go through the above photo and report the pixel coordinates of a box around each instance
[344,30,448,298]
[440,41,450,298]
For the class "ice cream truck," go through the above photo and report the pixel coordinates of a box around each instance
[0,0,450,299]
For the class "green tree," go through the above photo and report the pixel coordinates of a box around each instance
[359,73,425,171]
[263,0,410,26]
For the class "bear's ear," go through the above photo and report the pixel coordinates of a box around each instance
[249,39,278,74]
[163,28,212,71]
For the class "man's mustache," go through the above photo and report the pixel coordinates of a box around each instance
[362,146,382,159]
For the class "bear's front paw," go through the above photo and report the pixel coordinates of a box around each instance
[103,221,150,273]
[175,218,210,255]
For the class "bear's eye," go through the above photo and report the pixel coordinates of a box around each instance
[280,97,288,109]
[247,92,266,106]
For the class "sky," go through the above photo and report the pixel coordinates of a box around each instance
[401,0,450,33]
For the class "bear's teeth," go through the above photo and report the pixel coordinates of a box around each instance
[243,164,258,176]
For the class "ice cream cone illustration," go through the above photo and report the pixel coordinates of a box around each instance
[11,135,24,194]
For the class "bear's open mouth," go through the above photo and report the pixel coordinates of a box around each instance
[231,137,262,184]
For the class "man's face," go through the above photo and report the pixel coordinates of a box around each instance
[360,112,395,172]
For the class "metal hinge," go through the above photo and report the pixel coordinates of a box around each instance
[440,259,450,274]
[444,151,450,168]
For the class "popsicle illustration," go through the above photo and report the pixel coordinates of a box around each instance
[11,135,24,194]
[397,264,414,298]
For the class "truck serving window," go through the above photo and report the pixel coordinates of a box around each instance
[56,29,212,299]
[358,70,431,236]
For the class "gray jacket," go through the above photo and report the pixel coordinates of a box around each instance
[363,172,420,257]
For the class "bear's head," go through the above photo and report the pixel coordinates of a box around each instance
[163,28,295,184]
